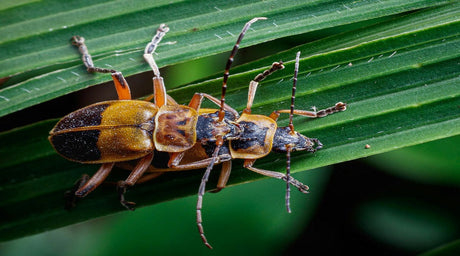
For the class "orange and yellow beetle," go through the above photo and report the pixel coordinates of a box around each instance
[49,18,346,249]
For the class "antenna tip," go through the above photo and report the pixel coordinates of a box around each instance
[295,51,301,60]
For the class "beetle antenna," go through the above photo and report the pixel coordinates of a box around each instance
[285,51,300,213]
[196,138,223,249]
[289,51,300,134]
[218,17,267,122]
[285,146,292,213]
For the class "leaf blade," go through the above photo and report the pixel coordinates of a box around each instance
[0,0,455,116]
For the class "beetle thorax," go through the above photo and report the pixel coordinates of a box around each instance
[196,111,242,144]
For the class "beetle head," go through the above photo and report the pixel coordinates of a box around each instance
[272,126,322,153]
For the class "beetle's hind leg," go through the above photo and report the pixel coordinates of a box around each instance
[187,92,239,118]
[65,174,89,210]
[64,163,115,210]
[71,36,131,100]
[116,153,154,210]
[74,163,115,197]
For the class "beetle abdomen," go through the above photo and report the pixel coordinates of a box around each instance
[49,100,158,163]
[50,129,102,162]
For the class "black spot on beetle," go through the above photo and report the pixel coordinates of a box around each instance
[50,130,101,162]
[54,103,109,131]
[196,115,214,141]
[176,129,186,137]
[203,142,231,157]
[231,121,268,150]
[176,120,188,126]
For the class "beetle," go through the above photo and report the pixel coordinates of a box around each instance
[49,18,347,249]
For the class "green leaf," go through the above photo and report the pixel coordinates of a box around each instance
[1,0,459,244]
[0,0,454,116]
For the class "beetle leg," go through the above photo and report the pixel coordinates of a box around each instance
[71,36,131,100]
[71,36,116,74]
[166,94,178,105]
[243,62,285,115]
[111,72,132,100]
[117,153,154,210]
[135,158,231,188]
[115,163,165,183]
[243,159,309,193]
[116,162,165,184]
[210,160,232,193]
[135,172,164,184]
[188,93,239,118]
[144,24,169,107]
[65,174,89,210]
[74,163,115,197]
[144,94,177,105]
[146,155,232,172]
[144,24,169,77]
[269,102,347,121]
[152,76,167,107]
[168,152,185,167]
